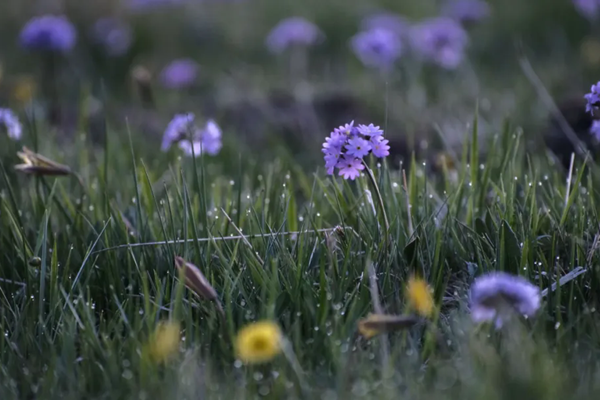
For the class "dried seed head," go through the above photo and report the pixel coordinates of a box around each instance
[174,256,218,301]
[14,147,72,176]
[357,313,420,339]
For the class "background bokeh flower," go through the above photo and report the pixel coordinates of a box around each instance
[409,17,468,69]
[19,15,77,52]
[0,109,22,140]
[92,17,133,56]
[235,321,282,364]
[159,59,199,89]
[350,28,403,71]
[265,17,323,53]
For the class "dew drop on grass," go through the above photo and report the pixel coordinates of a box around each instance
[555,322,561,330]
[234,360,242,368]
[122,370,133,380]
[253,372,263,381]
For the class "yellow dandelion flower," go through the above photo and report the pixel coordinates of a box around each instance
[148,321,180,363]
[235,321,282,364]
[406,276,435,317]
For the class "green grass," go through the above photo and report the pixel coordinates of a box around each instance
[1,113,600,399]
[2,0,600,398]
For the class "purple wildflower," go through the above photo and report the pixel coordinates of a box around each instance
[322,120,388,178]
[337,157,364,180]
[335,121,358,137]
[409,17,468,69]
[361,12,409,37]
[266,17,323,53]
[585,82,600,114]
[346,137,371,158]
[19,15,77,52]
[370,137,390,158]
[351,28,402,70]
[470,272,541,328]
[179,119,223,157]
[441,0,491,24]
[573,0,600,18]
[162,113,195,151]
[0,109,22,140]
[358,123,383,137]
[160,59,199,89]
[92,18,132,56]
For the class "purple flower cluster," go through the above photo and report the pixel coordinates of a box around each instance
[266,17,323,53]
[573,0,600,19]
[0,108,22,140]
[409,17,468,69]
[350,28,403,71]
[178,120,223,157]
[19,15,77,52]
[162,114,222,157]
[92,18,132,57]
[441,0,491,24]
[585,81,600,114]
[470,272,541,328]
[160,59,199,89]
[322,121,389,180]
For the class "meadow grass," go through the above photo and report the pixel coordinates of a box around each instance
[1,113,600,399]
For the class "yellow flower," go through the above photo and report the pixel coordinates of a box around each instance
[12,76,36,104]
[148,321,180,363]
[235,321,282,364]
[406,276,435,317]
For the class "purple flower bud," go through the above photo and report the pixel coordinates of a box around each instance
[160,59,199,89]
[20,15,77,52]
[409,17,468,69]
[266,17,323,53]
[178,119,223,157]
[351,28,403,70]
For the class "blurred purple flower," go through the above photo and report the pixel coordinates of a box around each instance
[573,0,600,18]
[266,17,323,53]
[351,28,402,70]
[590,120,600,139]
[470,272,541,328]
[162,113,195,151]
[361,12,409,37]
[370,136,390,158]
[322,120,387,178]
[0,109,22,140]
[160,59,199,89]
[442,0,491,24]
[409,17,468,69]
[92,18,132,56]
[337,157,364,180]
[585,82,600,114]
[19,15,77,52]
[179,120,223,157]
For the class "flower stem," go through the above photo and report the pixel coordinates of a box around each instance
[361,160,390,237]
